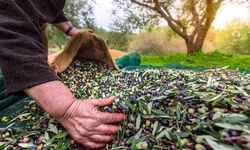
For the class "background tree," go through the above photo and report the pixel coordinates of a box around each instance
[48,0,95,50]
[212,19,250,54]
[112,0,236,55]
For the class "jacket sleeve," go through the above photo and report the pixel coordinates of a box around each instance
[0,3,60,94]
[51,12,69,24]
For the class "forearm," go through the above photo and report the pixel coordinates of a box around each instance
[53,21,79,37]
[24,80,76,119]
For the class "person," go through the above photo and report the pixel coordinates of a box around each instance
[0,0,125,149]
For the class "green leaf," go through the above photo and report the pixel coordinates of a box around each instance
[245,101,250,107]
[44,131,50,141]
[152,96,167,101]
[175,134,183,150]
[131,129,143,149]
[156,129,171,140]
[214,123,250,134]
[147,102,153,115]
[110,147,130,150]
[136,114,141,130]
[9,113,31,124]
[152,110,168,116]
[212,112,222,120]
[48,123,58,134]
[0,142,6,148]
[176,105,182,120]
[235,86,249,96]
[196,135,218,141]
[206,139,235,150]
[207,75,213,86]
[224,113,248,123]
[18,143,37,149]
[174,132,190,138]
[203,92,224,102]
[152,121,159,136]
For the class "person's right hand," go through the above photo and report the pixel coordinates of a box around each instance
[58,97,125,149]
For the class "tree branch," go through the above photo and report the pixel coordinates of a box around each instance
[152,0,188,40]
[130,0,155,10]
[195,0,222,44]
[188,0,200,28]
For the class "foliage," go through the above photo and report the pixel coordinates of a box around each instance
[48,0,95,50]
[112,0,226,55]
[212,19,250,54]
[63,0,95,28]
[129,26,186,55]
[141,51,250,70]
[47,25,69,50]
[112,0,249,55]
[111,0,160,32]
[94,27,134,51]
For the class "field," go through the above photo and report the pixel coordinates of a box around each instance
[141,52,250,71]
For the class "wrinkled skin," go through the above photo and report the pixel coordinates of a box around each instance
[59,97,125,149]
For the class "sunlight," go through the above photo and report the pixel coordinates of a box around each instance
[213,3,249,29]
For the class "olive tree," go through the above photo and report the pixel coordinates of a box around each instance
[113,0,242,55]
[48,0,95,50]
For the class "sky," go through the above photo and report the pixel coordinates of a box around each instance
[93,1,249,30]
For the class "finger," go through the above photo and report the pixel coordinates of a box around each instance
[84,142,106,149]
[97,112,125,124]
[91,97,115,107]
[88,29,94,33]
[96,124,119,135]
[90,135,114,143]
[84,29,94,33]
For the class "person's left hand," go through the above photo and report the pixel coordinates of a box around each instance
[69,28,94,36]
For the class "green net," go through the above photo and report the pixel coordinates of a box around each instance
[116,53,250,74]
[0,72,32,127]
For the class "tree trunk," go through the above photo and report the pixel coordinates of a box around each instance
[185,40,203,56]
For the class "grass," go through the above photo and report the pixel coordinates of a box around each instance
[141,51,250,70]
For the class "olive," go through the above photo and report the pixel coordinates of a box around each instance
[127,123,134,129]
[223,136,233,144]
[37,144,44,150]
[145,126,152,132]
[195,136,204,144]
[5,132,10,137]
[160,119,169,126]
[185,113,192,120]
[107,108,115,113]
[188,108,195,115]
[146,120,151,126]
[170,145,177,150]
[235,137,246,145]
[198,108,206,114]
[19,137,30,143]
[228,130,241,137]
[195,144,207,150]
[153,102,160,109]
[35,139,42,145]
[117,105,123,111]
[185,142,194,149]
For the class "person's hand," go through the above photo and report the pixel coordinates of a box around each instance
[58,97,125,149]
[69,28,94,36]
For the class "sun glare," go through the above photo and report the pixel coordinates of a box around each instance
[213,3,249,29]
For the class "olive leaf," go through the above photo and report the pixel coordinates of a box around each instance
[206,139,235,150]
[18,143,37,149]
[136,115,141,130]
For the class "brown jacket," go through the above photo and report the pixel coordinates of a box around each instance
[0,0,68,93]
